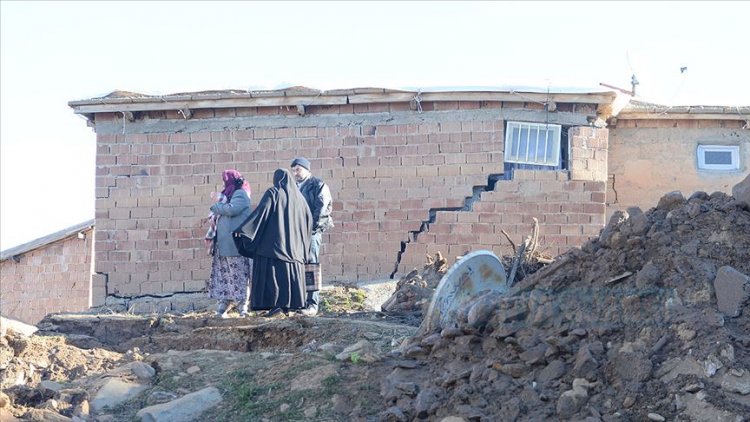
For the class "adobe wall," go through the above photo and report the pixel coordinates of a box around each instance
[89,101,603,301]
[0,230,93,324]
[608,119,750,215]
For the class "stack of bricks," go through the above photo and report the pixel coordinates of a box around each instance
[0,231,93,324]
[90,101,609,300]
[569,127,609,182]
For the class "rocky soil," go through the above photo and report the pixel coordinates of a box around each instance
[387,190,750,421]
[2,187,749,422]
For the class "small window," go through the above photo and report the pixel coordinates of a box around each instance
[504,121,561,166]
[697,145,740,171]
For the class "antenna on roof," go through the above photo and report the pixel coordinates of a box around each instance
[630,74,639,96]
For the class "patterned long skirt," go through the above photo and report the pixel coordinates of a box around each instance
[208,255,253,305]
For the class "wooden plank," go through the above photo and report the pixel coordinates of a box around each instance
[72,95,349,114]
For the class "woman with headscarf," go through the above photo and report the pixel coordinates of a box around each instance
[207,169,253,318]
[233,168,312,317]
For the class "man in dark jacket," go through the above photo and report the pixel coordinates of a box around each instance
[291,157,333,316]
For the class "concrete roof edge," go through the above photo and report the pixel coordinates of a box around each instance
[68,86,618,110]
[617,100,750,120]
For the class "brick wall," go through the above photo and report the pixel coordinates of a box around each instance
[0,229,93,324]
[89,100,605,301]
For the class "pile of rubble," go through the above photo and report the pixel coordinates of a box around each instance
[381,252,449,318]
[383,219,554,324]
[383,189,750,421]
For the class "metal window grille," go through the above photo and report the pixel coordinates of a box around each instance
[697,145,740,171]
[504,121,561,166]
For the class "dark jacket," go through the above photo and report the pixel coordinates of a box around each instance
[298,176,333,234]
[233,169,312,264]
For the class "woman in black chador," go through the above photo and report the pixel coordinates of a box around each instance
[233,168,312,317]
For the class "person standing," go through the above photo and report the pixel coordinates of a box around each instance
[291,157,333,316]
[233,168,312,317]
[207,169,253,318]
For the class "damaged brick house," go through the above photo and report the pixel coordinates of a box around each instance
[3,86,747,323]
[68,87,618,306]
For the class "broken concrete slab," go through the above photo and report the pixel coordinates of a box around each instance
[713,266,750,317]
[90,379,148,413]
[136,386,222,422]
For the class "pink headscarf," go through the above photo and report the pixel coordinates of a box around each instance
[221,169,251,200]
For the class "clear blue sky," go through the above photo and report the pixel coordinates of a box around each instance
[2,1,748,250]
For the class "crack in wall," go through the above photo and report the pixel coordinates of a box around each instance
[389,173,503,279]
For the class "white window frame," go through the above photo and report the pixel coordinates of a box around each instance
[504,121,561,166]
[696,145,740,171]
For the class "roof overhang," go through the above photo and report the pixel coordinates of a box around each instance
[617,102,750,121]
[0,219,95,262]
[68,87,618,115]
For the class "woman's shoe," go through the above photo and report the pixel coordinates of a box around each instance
[266,308,285,318]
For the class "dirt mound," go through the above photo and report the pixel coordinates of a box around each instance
[386,191,750,420]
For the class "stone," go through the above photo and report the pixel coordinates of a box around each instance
[713,266,750,317]
[382,406,408,422]
[466,293,502,329]
[335,340,381,363]
[519,343,548,365]
[145,391,178,406]
[732,173,750,206]
[23,409,72,421]
[73,400,90,417]
[303,406,317,418]
[600,211,628,246]
[318,343,337,355]
[39,380,65,395]
[635,261,662,289]
[56,389,89,407]
[91,379,148,412]
[136,387,222,422]
[414,388,440,418]
[657,191,686,211]
[0,316,38,337]
[537,360,566,384]
[440,418,466,422]
[628,212,650,235]
[556,378,592,417]
[129,362,156,380]
[677,393,743,422]
[279,403,290,412]
[614,345,652,382]
[647,413,665,421]
[394,382,419,396]
[720,371,750,395]
[656,357,705,383]
[495,363,527,378]
[186,366,201,375]
[573,344,599,379]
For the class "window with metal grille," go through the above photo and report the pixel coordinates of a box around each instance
[697,145,740,171]
[504,121,561,166]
